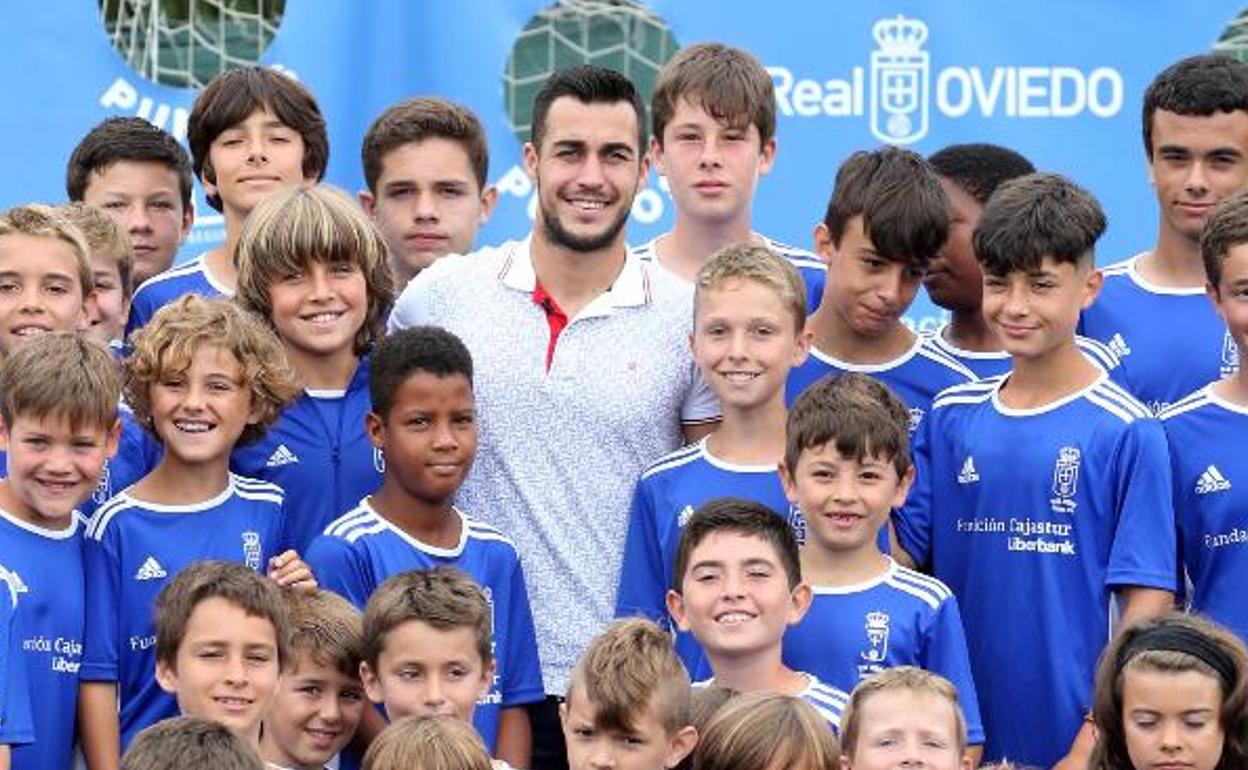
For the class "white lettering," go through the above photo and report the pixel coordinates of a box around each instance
[792,79,823,117]
[495,165,532,198]
[1050,67,1086,117]
[98,77,190,140]
[935,68,972,117]
[1017,67,1048,117]
[1087,67,1124,117]
[769,66,795,116]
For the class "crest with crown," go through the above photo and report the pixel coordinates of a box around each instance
[873,15,928,54]
[865,611,890,635]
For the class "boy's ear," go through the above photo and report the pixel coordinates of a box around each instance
[791,326,812,367]
[479,658,498,700]
[479,186,499,223]
[757,136,777,177]
[180,200,195,241]
[0,415,10,453]
[777,461,799,504]
[664,725,699,769]
[1079,266,1104,310]
[813,223,835,262]
[665,589,692,632]
[787,582,813,626]
[891,465,916,510]
[155,657,179,695]
[359,661,385,706]
[649,135,667,177]
[106,417,122,460]
[1208,281,1225,319]
[78,291,99,333]
[358,190,377,216]
[365,411,385,450]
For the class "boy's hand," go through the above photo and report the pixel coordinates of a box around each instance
[268,550,317,592]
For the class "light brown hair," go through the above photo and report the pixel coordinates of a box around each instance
[0,332,119,433]
[840,666,968,757]
[693,692,840,770]
[1202,187,1248,289]
[124,295,300,446]
[652,42,776,146]
[154,560,291,671]
[694,243,806,334]
[57,201,135,298]
[0,203,94,296]
[362,714,492,770]
[121,716,265,770]
[361,97,490,193]
[361,566,492,669]
[286,588,364,680]
[235,184,396,355]
[566,617,692,735]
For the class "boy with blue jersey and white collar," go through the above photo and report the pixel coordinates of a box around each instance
[895,173,1176,769]
[305,326,541,770]
[615,242,810,679]
[787,147,974,434]
[1161,188,1248,644]
[80,297,315,770]
[1080,55,1248,413]
[666,498,850,733]
[635,42,826,315]
[779,372,982,764]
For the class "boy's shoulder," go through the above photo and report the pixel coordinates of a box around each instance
[930,377,1002,412]
[882,562,954,609]
[320,500,520,558]
[797,673,850,729]
[913,334,978,381]
[87,474,284,540]
[130,254,215,300]
[639,440,706,480]
[1074,334,1122,373]
[757,235,827,273]
[1081,376,1155,424]
[1098,253,1142,282]
[1158,385,1219,424]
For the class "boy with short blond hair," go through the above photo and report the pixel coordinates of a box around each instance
[121,717,265,770]
[152,561,290,751]
[0,333,121,770]
[562,618,697,770]
[789,147,972,433]
[359,97,497,283]
[617,243,810,677]
[840,667,971,770]
[895,173,1176,767]
[0,204,93,355]
[638,42,826,312]
[56,202,134,346]
[260,589,367,770]
[665,498,849,732]
[127,66,327,336]
[779,373,982,757]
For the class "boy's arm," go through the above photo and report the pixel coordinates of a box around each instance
[495,707,532,770]
[79,682,120,770]
[614,480,670,622]
[679,362,721,445]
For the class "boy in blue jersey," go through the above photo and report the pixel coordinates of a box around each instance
[126,66,327,338]
[358,567,536,766]
[1080,55,1248,413]
[635,42,826,313]
[665,498,849,732]
[80,296,313,770]
[615,242,810,677]
[788,147,973,433]
[0,334,120,770]
[1161,188,1248,643]
[561,618,697,770]
[306,328,540,768]
[152,561,289,754]
[777,373,982,762]
[894,173,1176,768]
[0,561,34,769]
[233,185,397,552]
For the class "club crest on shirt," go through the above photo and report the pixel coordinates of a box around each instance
[859,610,890,678]
[92,462,112,504]
[1222,331,1239,378]
[1050,446,1081,514]
[242,531,262,570]
[374,446,386,473]
[787,504,807,546]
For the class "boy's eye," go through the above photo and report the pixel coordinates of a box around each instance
[246,652,273,665]
[299,684,324,697]
[446,665,469,680]
[330,262,357,277]
[341,687,366,702]
[573,726,595,739]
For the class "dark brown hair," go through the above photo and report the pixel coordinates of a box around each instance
[784,372,911,477]
[672,498,801,592]
[361,97,489,192]
[651,42,775,146]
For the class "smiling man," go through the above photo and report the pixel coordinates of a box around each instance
[388,64,718,770]
[1080,55,1248,413]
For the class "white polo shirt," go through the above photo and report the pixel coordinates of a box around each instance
[389,236,718,692]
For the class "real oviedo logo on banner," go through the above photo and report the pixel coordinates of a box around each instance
[768,14,1126,144]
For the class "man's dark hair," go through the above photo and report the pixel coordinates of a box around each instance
[973,172,1105,276]
[370,326,474,419]
[530,65,646,154]
[927,143,1036,205]
[66,117,193,209]
[187,66,328,212]
[671,498,801,592]
[1142,55,1248,158]
[823,146,949,270]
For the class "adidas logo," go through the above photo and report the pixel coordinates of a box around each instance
[1107,333,1131,358]
[266,444,299,468]
[1196,465,1232,496]
[957,456,979,484]
[134,557,167,581]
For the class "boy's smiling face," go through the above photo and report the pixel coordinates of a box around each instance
[261,653,367,770]
[0,233,91,356]
[360,619,494,723]
[0,411,118,529]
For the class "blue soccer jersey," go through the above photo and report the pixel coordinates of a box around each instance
[1161,386,1248,641]
[632,234,828,315]
[0,563,33,751]
[1079,254,1234,413]
[782,559,984,744]
[79,408,162,521]
[785,334,976,432]
[0,509,85,770]
[614,439,800,679]
[306,501,544,752]
[231,360,382,553]
[927,326,1127,382]
[125,254,230,339]
[894,375,1175,766]
[81,475,288,749]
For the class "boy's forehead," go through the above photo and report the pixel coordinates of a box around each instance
[0,232,81,270]
[382,618,483,660]
[690,529,782,563]
[380,138,477,184]
[86,159,182,193]
[184,597,278,640]
[671,94,752,131]
[8,410,111,438]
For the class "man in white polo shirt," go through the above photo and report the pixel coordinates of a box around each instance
[388,64,717,769]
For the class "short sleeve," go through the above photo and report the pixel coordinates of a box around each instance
[894,410,936,569]
[922,595,984,744]
[1106,418,1177,590]
[0,577,32,746]
[680,362,721,425]
[500,557,545,707]
[81,524,123,682]
[614,477,669,622]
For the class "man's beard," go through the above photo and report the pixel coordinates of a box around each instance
[539,191,633,253]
